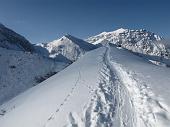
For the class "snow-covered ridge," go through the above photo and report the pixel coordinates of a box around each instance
[1,23,170,126]
[1,45,170,127]
[87,28,170,58]
[36,34,96,61]
[0,24,34,52]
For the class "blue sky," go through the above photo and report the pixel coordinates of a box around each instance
[0,0,169,43]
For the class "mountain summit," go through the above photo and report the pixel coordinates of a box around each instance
[36,34,96,61]
[87,28,169,58]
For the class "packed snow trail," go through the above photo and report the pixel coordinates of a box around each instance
[110,61,170,127]
[106,45,170,127]
[64,46,137,127]
[71,45,170,127]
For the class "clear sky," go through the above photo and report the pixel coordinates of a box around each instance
[0,0,169,43]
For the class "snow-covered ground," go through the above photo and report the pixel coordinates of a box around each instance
[0,47,68,105]
[1,44,170,127]
[107,45,170,127]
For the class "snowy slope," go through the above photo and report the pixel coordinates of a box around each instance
[0,47,68,105]
[36,34,96,61]
[0,24,72,105]
[107,45,170,127]
[87,28,170,58]
[0,23,34,52]
[1,45,170,127]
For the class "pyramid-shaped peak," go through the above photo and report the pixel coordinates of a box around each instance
[59,34,76,41]
[64,33,72,37]
[47,34,96,51]
[113,28,127,33]
[63,34,79,40]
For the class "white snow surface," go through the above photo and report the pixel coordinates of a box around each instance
[0,47,67,105]
[0,45,170,127]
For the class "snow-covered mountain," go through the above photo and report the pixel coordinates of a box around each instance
[0,47,68,105]
[87,28,170,58]
[0,23,34,52]
[1,44,170,127]
[1,25,170,127]
[0,24,70,104]
[36,34,96,61]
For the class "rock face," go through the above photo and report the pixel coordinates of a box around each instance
[36,34,97,61]
[0,23,34,52]
[87,28,170,58]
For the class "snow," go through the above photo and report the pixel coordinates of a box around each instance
[0,24,170,126]
[0,24,34,52]
[35,35,96,61]
[109,28,127,35]
[107,45,170,126]
[0,47,105,127]
[0,47,68,105]
[0,23,71,105]
[1,44,170,127]
[86,28,170,59]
